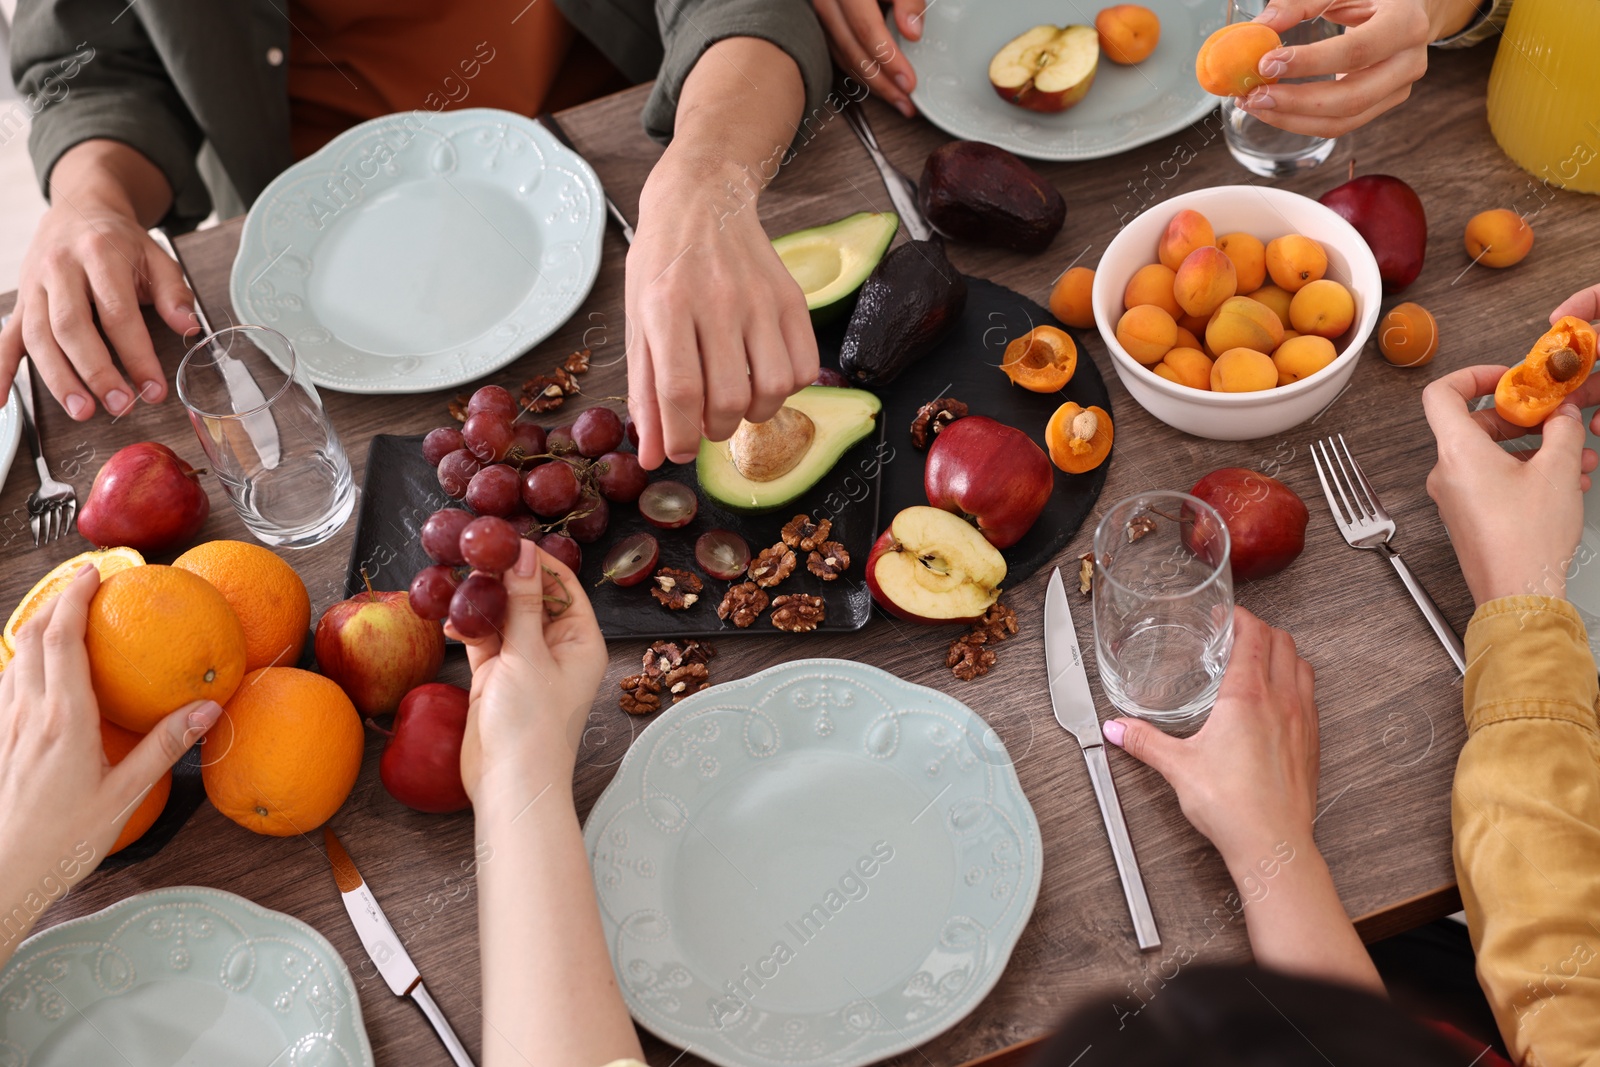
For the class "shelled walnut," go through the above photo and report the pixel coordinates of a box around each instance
[770,594,825,632]
[910,397,968,450]
[562,347,592,374]
[780,514,832,552]
[946,634,997,680]
[664,663,710,702]
[748,544,797,587]
[974,602,1018,643]
[619,674,662,714]
[650,568,703,610]
[806,542,850,580]
[717,582,769,627]
[641,638,715,680]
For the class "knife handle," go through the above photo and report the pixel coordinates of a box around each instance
[412,982,478,1067]
[1083,744,1162,951]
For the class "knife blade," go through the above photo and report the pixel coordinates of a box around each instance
[839,100,932,242]
[1045,568,1162,951]
[324,828,477,1067]
[537,111,635,244]
[148,228,282,469]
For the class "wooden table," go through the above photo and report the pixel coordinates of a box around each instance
[4,41,1586,1066]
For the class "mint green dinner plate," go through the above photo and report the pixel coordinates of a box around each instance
[585,658,1042,1067]
[0,887,373,1067]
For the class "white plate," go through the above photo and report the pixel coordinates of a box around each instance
[585,658,1042,1067]
[0,886,373,1066]
[231,108,605,394]
[0,393,19,494]
[899,0,1223,161]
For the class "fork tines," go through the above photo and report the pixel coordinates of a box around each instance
[1310,434,1393,545]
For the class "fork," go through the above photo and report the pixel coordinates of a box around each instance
[3,322,78,545]
[1311,434,1466,673]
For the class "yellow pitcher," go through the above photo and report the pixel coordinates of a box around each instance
[1485,0,1600,194]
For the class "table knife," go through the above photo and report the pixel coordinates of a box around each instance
[537,111,635,244]
[840,99,931,242]
[147,228,282,469]
[1044,567,1162,951]
[324,828,477,1067]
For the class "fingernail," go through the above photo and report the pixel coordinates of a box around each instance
[894,73,912,94]
[105,389,130,414]
[76,562,96,577]
[1259,58,1287,79]
[188,701,223,730]
[140,380,163,401]
[176,304,195,322]
[515,539,537,577]
[1244,89,1276,110]
[1102,719,1126,747]
[896,99,915,118]
[1557,403,1581,421]
[65,394,89,419]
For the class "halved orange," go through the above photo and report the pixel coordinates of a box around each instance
[1001,326,1078,392]
[4,547,144,655]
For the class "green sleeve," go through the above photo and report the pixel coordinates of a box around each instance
[11,0,211,227]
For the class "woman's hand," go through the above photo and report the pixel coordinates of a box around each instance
[449,542,606,805]
[1240,0,1434,137]
[813,0,927,116]
[1422,365,1595,605]
[0,565,221,965]
[1104,606,1318,869]
[1552,282,1600,325]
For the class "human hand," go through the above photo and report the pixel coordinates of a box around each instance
[1422,365,1596,605]
[0,565,221,963]
[1103,607,1319,870]
[0,200,193,421]
[813,0,927,116]
[1240,0,1432,137]
[450,542,606,804]
[1551,282,1600,325]
[626,154,819,469]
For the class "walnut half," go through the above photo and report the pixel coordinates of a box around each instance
[910,398,969,450]
[651,567,703,610]
[748,544,797,588]
[806,541,850,580]
[717,582,769,627]
[780,514,832,552]
[770,593,826,632]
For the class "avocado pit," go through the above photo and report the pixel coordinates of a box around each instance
[729,406,816,482]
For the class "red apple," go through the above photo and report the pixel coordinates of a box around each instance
[314,580,445,716]
[1318,172,1427,294]
[78,442,209,554]
[376,682,470,814]
[988,24,1100,112]
[1186,468,1308,581]
[925,416,1054,549]
[865,506,1007,623]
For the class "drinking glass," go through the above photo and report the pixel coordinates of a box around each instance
[1221,0,1339,177]
[1092,491,1234,729]
[177,325,355,548]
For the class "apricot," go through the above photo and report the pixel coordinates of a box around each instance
[1096,4,1161,64]
[1464,209,1534,268]
[1046,402,1113,473]
[1264,234,1327,292]
[1206,295,1283,357]
[1210,347,1278,392]
[1154,346,1213,390]
[1175,325,1204,351]
[1158,209,1216,271]
[1494,317,1598,427]
[1001,325,1078,392]
[1178,311,1212,338]
[1245,285,1293,326]
[1050,266,1097,329]
[1173,246,1237,318]
[1123,263,1182,318]
[1216,232,1267,292]
[1195,22,1281,97]
[1288,279,1355,339]
[1378,302,1439,367]
[1272,334,1338,385]
[1116,304,1178,365]
[1277,329,1301,349]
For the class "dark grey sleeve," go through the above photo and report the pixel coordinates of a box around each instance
[11,0,209,225]
[645,0,831,143]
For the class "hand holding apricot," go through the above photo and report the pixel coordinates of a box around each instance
[1493,317,1598,428]
[1551,282,1600,325]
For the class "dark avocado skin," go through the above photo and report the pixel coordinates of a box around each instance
[839,239,968,389]
[918,141,1066,253]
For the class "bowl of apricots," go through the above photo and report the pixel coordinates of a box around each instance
[1087,185,1381,440]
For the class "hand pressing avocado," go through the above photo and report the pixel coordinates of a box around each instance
[697,386,882,513]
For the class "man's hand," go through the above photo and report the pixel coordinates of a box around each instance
[813,0,927,116]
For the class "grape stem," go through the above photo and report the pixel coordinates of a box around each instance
[542,567,573,616]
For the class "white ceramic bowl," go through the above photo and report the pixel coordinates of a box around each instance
[1092,185,1382,441]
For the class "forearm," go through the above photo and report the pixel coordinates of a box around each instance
[475,758,641,1067]
[48,139,174,227]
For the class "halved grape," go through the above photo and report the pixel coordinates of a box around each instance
[639,480,698,529]
[421,507,474,565]
[695,529,751,580]
[595,452,648,503]
[449,574,508,639]
[599,532,660,587]
[813,368,848,387]
[467,384,518,420]
[521,461,581,517]
[408,564,461,621]
[507,421,547,466]
[459,515,522,573]
[547,425,576,455]
[463,412,513,463]
[422,426,466,466]
[572,407,624,457]
[437,449,482,499]
[536,533,582,573]
[566,493,611,544]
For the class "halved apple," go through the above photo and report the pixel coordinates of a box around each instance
[865,506,1007,624]
[988,24,1100,113]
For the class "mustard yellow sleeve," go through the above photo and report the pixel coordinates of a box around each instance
[1454,595,1600,1066]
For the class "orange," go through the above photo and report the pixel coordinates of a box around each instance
[174,541,311,672]
[86,565,247,733]
[100,719,172,854]
[4,547,144,655]
[202,667,364,836]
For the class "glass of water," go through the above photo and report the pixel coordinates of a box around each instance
[176,325,355,548]
[1092,491,1234,730]
[1221,0,1339,177]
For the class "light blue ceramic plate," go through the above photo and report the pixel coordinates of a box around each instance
[231,107,605,394]
[585,659,1042,1067]
[0,886,373,1067]
[898,0,1223,161]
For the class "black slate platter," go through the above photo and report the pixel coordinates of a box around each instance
[99,744,205,870]
[343,276,1110,637]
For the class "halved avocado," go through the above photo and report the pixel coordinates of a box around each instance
[697,386,882,513]
[773,211,899,326]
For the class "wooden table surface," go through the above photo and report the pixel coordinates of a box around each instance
[4,40,1586,1067]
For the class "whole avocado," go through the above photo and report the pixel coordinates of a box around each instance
[918,141,1066,253]
[839,239,968,389]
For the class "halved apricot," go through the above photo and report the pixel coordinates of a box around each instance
[1378,302,1438,367]
[1493,316,1598,428]
[1001,325,1079,392]
[1046,402,1113,473]
[1050,266,1097,329]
